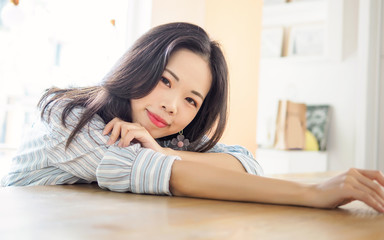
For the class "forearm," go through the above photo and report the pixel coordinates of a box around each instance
[170,160,315,207]
[164,148,247,173]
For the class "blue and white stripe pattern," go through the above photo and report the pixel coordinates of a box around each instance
[207,143,264,176]
[1,101,263,195]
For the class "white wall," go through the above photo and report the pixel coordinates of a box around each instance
[257,0,363,171]
[379,1,384,172]
[258,56,358,171]
[355,0,383,171]
[258,0,384,172]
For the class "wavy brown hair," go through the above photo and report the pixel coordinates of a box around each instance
[39,22,229,152]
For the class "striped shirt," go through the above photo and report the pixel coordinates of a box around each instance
[1,101,263,195]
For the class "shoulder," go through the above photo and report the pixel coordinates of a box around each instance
[208,142,253,155]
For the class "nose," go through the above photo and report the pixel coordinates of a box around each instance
[161,97,177,115]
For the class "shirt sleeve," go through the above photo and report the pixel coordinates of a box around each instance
[207,142,264,176]
[56,107,182,195]
[14,101,182,196]
[96,144,180,195]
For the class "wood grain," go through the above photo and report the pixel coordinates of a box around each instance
[1,172,383,240]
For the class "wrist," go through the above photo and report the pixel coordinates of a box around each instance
[298,183,320,208]
[276,180,317,207]
[161,147,177,156]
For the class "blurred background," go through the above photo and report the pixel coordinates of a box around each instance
[0,0,383,177]
[0,0,152,176]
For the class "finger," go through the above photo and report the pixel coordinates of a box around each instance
[358,169,384,187]
[120,133,135,148]
[352,188,384,213]
[103,122,113,135]
[121,128,158,149]
[116,123,141,146]
[355,171,384,200]
[346,173,384,212]
[103,117,119,135]
[352,169,384,208]
[121,129,144,147]
[353,173,384,209]
[118,124,145,147]
[352,179,384,211]
[107,122,122,145]
[128,128,152,143]
[120,124,130,138]
[117,127,129,147]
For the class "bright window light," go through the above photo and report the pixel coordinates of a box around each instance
[0,0,151,176]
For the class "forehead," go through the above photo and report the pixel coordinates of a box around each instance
[166,49,212,98]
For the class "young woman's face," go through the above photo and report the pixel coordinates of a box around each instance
[131,49,212,139]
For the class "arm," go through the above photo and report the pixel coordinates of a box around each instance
[164,149,247,173]
[170,160,311,205]
[170,161,384,212]
[163,142,263,175]
[104,118,262,174]
[103,118,384,212]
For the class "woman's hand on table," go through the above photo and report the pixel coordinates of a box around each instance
[311,168,384,212]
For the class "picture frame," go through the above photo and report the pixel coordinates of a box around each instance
[260,27,284,58]
[306,105,331,151]
[287,23,325,57]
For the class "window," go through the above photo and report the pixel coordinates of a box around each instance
[0,0,151,176]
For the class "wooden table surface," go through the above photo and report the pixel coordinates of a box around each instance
[1,172,383,240]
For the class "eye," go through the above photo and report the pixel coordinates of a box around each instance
[160,77,171,88]
[185,97,197,107]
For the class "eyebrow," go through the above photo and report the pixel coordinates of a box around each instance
[164,68,205,101]
[165,68,179,81]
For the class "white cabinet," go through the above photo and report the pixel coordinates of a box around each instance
[256,148,327,175]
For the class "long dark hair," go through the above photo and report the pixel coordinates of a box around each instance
[39,22,229,152]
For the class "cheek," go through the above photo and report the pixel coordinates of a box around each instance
[181,110,198,127]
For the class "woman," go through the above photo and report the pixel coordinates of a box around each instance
[2,22,384,213]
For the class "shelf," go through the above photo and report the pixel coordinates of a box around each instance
[262,0,327,26]
[256,148,328,175]
[261,0,351,62]
[260,55,329,64]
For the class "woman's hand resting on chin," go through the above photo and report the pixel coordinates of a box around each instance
[102,117,169,155]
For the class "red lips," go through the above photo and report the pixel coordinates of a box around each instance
[146,110,168,128]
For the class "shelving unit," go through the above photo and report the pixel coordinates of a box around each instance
[256,148,328,175]
[261,0,352,61]
[257,0,344,174]
[262,0,327,27]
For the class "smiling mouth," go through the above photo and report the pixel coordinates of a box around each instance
[146,110,169,128]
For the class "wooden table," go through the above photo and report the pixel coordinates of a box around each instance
[1,172,383,240]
